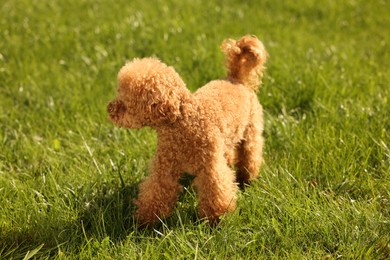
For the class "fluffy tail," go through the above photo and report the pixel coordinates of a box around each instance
[221,35,268,91]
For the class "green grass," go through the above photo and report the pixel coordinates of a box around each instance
[1,0,389,258]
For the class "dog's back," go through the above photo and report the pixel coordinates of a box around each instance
[193,35,267,144]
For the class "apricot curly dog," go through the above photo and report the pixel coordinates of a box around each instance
[107,35,268,225]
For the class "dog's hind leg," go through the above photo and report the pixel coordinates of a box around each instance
[193,152,238,224]
[236,102,264,189]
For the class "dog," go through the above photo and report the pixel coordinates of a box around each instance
[107,35,268,225]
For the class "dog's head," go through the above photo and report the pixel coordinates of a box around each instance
[107,58,189,128]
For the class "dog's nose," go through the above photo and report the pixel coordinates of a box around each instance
[107,101,115,114]
[107,100,126,116]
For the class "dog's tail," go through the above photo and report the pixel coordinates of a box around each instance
[221,35,268,91]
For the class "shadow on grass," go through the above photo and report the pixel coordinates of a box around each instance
[78,182,140,238]
[1,173,204,258]
[0,182,140,259]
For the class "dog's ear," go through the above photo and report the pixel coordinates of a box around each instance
[145,88,182,125]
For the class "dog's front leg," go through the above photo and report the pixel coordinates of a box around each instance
[134,155,182,226]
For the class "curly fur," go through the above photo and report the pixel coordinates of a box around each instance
[107,35,268,225]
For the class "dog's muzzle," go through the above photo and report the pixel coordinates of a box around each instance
[107,100,126,118]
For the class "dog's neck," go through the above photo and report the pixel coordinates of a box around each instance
[155,98,199,133]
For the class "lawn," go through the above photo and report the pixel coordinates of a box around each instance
[0,0,389,258]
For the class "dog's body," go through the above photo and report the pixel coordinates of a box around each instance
[108,35,267,225]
